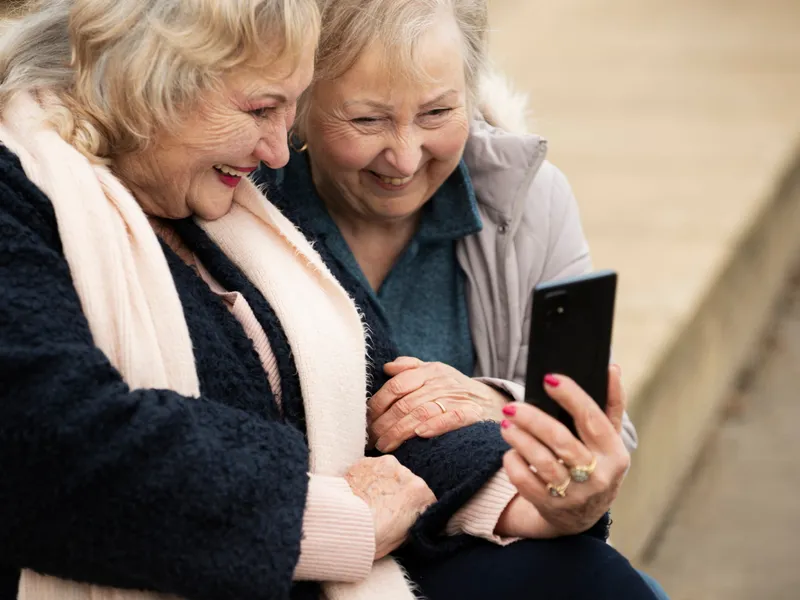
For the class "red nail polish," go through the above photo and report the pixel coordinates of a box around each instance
[501,419,511,429]
[502,404,517,416]
[544,374,560,387]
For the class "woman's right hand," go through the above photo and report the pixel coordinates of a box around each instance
[500,366,630,536]
[344,455,437,560]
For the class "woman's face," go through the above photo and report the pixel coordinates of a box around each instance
[304,15,470,226]
[116,42,315,221]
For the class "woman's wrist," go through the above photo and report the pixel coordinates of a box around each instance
[471,379,512,421]
[582,511,612,542]
[494,495,561,539]
[294,475,376,581]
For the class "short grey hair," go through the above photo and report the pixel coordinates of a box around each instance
[296,0,489,135]
[0,0,320,161]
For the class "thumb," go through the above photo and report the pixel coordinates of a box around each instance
[384,356,424,376]
[605,364,626,434]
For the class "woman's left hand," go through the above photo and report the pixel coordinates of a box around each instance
[367,357,504,452]
[500,365,630,536]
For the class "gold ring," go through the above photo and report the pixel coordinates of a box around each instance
[433,400,447,414]
[547,475,571,498]
[570,455,598,483]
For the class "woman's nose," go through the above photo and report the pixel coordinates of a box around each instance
[253,124,291,169]
[385,133,422,177]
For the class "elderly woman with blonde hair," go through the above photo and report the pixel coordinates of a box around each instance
[256,0,669,597]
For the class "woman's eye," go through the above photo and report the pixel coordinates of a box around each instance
[249,106,276,119]
[423,108,453,118]
[351,116,383,125]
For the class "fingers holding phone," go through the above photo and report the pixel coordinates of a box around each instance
[499,367,630,535]
[539,371,627,455]
[507,270,631,534]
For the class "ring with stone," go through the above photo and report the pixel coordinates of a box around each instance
[570,455,598,483]
[547,475,571,498]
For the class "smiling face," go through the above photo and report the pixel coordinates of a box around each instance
[303,12,470,226]
[114,41,315,220]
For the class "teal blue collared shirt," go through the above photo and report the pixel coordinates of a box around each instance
[266,152,482,375]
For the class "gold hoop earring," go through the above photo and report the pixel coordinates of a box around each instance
[288,128,308,153]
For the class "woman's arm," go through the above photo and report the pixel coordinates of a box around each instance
[0,171,313,600]
[293,475,377,581]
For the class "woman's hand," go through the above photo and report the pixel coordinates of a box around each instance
[495,494,561,539]
[344,455,437,559]
[367,357,503,452]
[500,365,630,536]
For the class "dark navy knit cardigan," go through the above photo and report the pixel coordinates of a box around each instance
[0,146,518,600]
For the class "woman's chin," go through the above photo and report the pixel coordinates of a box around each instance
[190,194,235,221]
[374,196,428,222]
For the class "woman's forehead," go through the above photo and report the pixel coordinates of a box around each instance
[326,27,467,101]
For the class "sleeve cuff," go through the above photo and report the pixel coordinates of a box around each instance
[621,411,638,452]
[293,475,376,582]
[445,469,521,546]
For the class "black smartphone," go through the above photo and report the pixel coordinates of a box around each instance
[524,270,617,435]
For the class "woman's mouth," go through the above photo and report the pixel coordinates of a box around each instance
[213,164,258,188]
[367,170,415,191]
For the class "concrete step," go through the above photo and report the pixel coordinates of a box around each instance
[487,0,800,561]
[646,271,800,599]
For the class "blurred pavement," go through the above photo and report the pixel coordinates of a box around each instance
[646,270,800,599]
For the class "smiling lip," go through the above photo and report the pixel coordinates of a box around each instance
[366,170,415,192]
[216,172,243,188]
[213,164,258,188]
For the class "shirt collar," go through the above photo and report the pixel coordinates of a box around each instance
[268,151,339,238]
[416,160,483,242]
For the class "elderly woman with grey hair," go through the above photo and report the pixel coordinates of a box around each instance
[255,0,669,598]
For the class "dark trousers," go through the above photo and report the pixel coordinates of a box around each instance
[403,537,659,600]
[1,539,661,600]
[0,566,18,600]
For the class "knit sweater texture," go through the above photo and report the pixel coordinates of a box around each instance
[0,147,512,600]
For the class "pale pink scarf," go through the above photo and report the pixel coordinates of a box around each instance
[0,93,417,600]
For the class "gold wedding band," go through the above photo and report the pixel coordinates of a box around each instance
[547,475,571,498]
[570,455,598,483]
[433,400,447,414]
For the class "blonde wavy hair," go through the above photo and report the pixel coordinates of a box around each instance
[294,0,489,137]
[0,0,320,161]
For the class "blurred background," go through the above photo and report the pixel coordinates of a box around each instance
[2,0,799,598]
[486,1,800,598]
